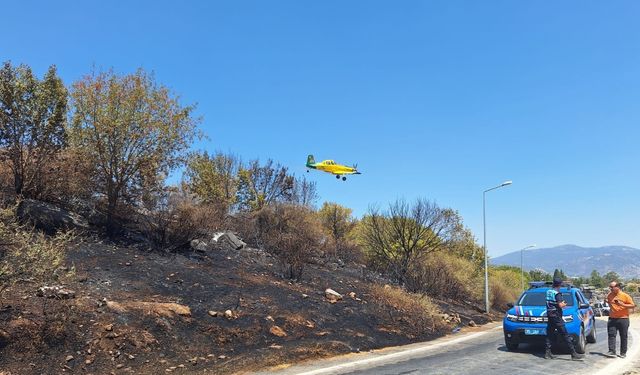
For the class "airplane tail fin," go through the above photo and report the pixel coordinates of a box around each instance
[306,154,315,167]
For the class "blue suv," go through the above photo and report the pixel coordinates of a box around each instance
[503,281,596,353]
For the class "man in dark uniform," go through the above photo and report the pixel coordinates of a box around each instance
[545,278,585,360]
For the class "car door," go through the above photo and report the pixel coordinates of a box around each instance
[576,291,593,333]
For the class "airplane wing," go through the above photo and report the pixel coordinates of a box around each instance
[333,170,360,175]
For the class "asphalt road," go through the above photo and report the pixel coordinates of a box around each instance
[258,317,639,375]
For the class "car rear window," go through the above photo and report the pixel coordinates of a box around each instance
[518,291,575,306]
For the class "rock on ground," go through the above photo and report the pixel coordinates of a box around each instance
[17,199,89,233]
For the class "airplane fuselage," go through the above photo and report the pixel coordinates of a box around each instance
[307,160,360,175]
[305,155,361,180]
[307,160,358,175]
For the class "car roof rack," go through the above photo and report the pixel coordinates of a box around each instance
[528,281,574,289]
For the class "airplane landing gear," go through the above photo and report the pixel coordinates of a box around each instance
[336,175,340,179]
[342,177,347,181]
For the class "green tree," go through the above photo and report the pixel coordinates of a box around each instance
[590,270,604,288]
[0,62,68,198]
[235,159,293,211]
[318,202,356,258]
[360,198,460,286]
[447,222,484,269]
[553,269,567,280]
[70,69,199,233]
[603,271,621,284]
[184,151,240,209]
[572,276,590,286]
[290,175,318,207]
[493,265,523,273]
[529,268,551,282]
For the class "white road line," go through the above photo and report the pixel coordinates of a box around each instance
[292,326,502,375]
[590,321,639,375]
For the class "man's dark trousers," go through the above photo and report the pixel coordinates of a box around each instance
[546,315,574,350]
[608,317,629,354]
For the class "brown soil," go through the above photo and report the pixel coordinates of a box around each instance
[0,237,494,374]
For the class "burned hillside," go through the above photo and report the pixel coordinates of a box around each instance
[0,225,492,375]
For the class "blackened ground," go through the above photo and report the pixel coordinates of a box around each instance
[0,237,494,375]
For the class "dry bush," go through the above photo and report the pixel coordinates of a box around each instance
[404,253,481,301]
[0,148,97,218]
[0,207,74,300]
[318,235,365,265]
[369,284,449,335]
[334,240,365,264]
[0,147,93,206]
[139,189,225,251]
[489,268,521,311]
[40,148,94,204]
[0,205,76,347]
[360,199,461,286]
[0,161,15,206]
[241,204,323,280]
[625,283,639,293]
[228,211,257,246]
[317,202,360,262]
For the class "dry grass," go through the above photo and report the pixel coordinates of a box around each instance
[0,206,75,301]
[489,269,521,309]
[405,252,482,301]
[0,205,81,357]
[369,284,449,335]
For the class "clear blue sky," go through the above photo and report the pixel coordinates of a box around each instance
[3,1,639,256]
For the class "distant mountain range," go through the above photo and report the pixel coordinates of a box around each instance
[491,245,640,279]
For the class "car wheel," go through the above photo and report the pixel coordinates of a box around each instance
[587,319,597,343]
[506,341,519,351]
[575,326,586,354]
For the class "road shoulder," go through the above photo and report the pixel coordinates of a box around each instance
[254,321,503,375]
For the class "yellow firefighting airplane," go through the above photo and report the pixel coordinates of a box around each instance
[306,155,361,181]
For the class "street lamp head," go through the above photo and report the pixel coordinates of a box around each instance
[484,180,513,193]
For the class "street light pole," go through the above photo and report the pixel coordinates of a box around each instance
[520,244,536,292]
[483,180,512,314]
